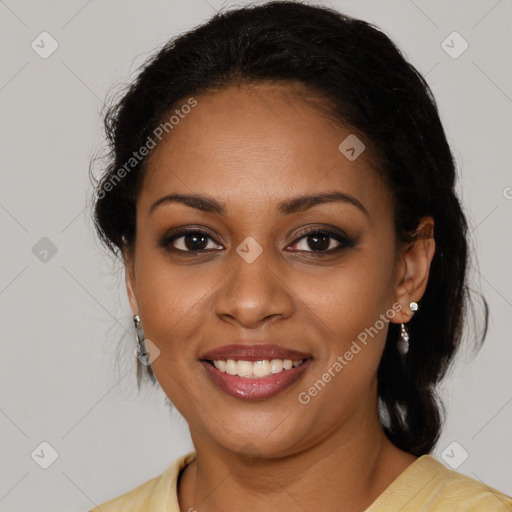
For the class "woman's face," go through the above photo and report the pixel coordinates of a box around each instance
[125,82,419,458]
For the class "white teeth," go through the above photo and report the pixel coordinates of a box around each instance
[270,359,283,373]
[225,359,237,375]
[236,360,253,377]
[211,358,304,378]
[253,360,270,377]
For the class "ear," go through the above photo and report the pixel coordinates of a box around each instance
[123,246,139,316]
[391,216,435,324]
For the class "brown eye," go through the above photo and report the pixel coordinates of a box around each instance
[288,228,355,254]
[161,229,223,253]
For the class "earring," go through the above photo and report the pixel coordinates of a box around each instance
[133,315,149,365]
[397,301,419,355]
[397,323,410,355]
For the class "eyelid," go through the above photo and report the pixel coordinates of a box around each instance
[288,226,355,253]
[160,224,355,255]
[159,226,223,252]
[291,225,352,243]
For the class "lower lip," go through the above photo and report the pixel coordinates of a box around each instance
[201,359,312,400]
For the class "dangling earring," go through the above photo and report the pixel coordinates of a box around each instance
[133,314,149,365]
[397,323,410,355]
[397,301,418,355]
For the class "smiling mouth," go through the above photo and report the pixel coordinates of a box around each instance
[200,357,313,400]
[203,358,306,378]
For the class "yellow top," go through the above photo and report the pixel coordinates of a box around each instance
[90,451,512,511]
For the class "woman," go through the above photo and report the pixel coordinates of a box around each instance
[89,1,512,510]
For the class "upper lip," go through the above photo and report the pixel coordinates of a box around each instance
[200,343,311,362]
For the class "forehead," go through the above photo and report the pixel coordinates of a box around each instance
[140,82,392,219]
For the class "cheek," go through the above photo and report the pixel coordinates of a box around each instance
[295,277,391,426]
[133,244,206,353]
[133,247,207,412]
[304,250,395,337]
[298,247,396,394]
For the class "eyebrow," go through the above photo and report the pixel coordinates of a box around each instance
[149,191,369,217]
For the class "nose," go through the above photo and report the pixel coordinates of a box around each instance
[214,244,295,329]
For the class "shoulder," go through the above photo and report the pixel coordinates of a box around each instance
[366,455,512,511]
[88,451,196,512]
[434,460,512,511]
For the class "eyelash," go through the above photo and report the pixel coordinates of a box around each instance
[159,227,355,256]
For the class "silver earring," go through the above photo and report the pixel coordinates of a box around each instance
[397,301,419,355]
[133,315,149,365]
[397,323,410,355]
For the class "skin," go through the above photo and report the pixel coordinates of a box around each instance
[124,81,436,512]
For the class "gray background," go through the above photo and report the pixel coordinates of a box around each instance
[0,0,511,510]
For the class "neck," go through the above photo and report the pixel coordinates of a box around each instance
[178,405,417,512]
